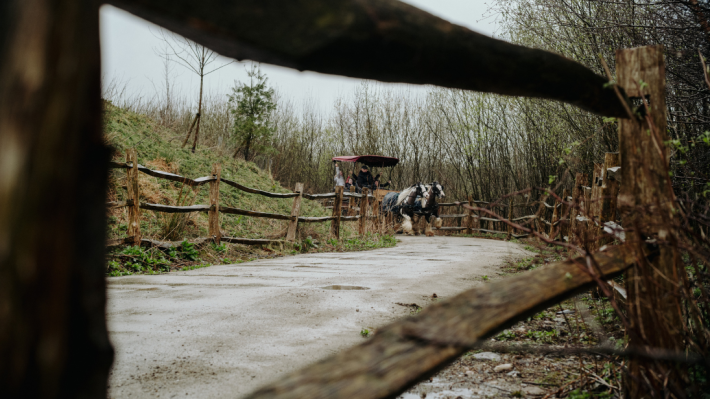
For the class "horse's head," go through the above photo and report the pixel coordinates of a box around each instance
[430,181,445,199]
[414,182,429,199]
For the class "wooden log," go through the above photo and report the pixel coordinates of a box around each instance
[134,164,214,186]
[511,215,537,222]
[298,217,336,223]
[208,164,221,243]
[286,183,303,241]
[140,203,210,214]
[140,237,212,250]
[0,1,112,394]
[341,215,360,222]
[598,153,620,248]
[507,197,513,240]
[221,237,285,246]
[243,245,638,399]
[302,193,337,200]
[106,236,136,248]
[331,186,343,239]
[359,187,369,236]
[220,206,293,220]
[126,149,141,246]
[591,163,603,221]
[221,178,300,198]
[616,45,683,396]
[343,192,374,199]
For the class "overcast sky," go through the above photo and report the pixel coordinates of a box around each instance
[100,1,499,111]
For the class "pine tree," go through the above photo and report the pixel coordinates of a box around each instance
[228,64,276,161]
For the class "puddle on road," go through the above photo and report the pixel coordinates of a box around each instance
[321,285,370,290]
[294,265,325,268]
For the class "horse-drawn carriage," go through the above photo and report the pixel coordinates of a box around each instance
[332,155,445,236]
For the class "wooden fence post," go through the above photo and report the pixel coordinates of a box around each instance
[569,173,587,247]
[506,198,513,239]
[359,188,369,236]
[598,152,620,248]
[617,45,683,396]
[286,183,303,242]
[466,196,474,235]
[591,163,603,221]
[208,163,221,243]
[126,149,141,246]
[559,188,569,241]
[331,186,343,239]
[348,186,356,216]
[549,195,560,240]
[534,193,549,239]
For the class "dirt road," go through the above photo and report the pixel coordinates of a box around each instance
[107,235,529,398]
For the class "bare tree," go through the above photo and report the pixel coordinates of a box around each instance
[154,29,233,153]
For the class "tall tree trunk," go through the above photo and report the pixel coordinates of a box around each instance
[191,71,204,153]
[0,0,113,396]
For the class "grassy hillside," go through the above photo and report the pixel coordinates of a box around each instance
[102,101,396,276]
[103,100,339,243]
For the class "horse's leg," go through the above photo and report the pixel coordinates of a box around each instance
[424,214,435,236]
[401,212,414,235]
[434,217,443,230]
[412,214,421,235]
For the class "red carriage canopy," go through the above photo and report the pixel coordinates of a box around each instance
[332,155,399,168]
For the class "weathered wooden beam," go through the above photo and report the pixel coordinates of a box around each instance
[616,45,683,396]
[298,216,336,223]
[208,164,221,243]
[244,245,637,399]
[341,215,360,221]
[126,150,142,245]
[439,214,467,218]
[359,187,369,236]
[0,0,113,395]
[302,193,337,200]
[287,183,304,241]
[106,236,136,248]
[331,186,344,239]
[221,178,300,198]
[139,203,210,214]
[220,206,293,221]
[466,195,474,234]
[107,0,627,117]
[140,237,212,249]
[221,237,284,246]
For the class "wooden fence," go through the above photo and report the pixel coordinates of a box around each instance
[106,151,383,250]
[110,146,623,253]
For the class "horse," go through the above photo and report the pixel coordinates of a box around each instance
[413,182,446,236]
[381,183,428,235]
